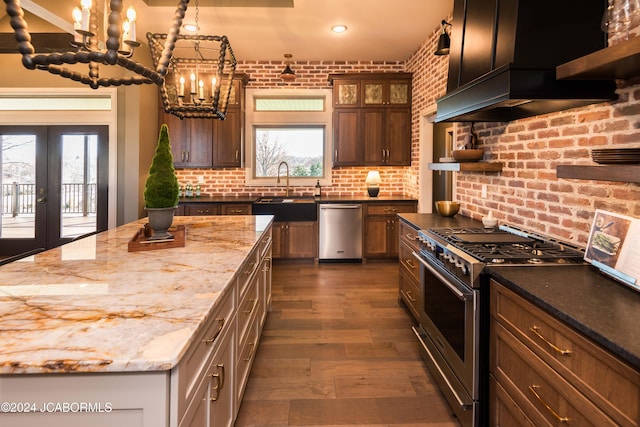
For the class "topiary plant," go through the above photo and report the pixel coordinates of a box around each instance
[144,124,179,209]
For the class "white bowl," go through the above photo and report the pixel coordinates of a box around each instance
[482,217,498,228]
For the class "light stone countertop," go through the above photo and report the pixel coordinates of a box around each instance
[0,215,273,375]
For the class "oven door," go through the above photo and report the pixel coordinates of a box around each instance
[412,252,479,425]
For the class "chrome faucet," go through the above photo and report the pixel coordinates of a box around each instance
[277,161,290,196]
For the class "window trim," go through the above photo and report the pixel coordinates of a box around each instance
[244,88,333,188]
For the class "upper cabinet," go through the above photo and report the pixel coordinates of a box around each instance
[159,74,248,169]
[329,73,412,167]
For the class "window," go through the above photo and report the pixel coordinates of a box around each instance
[245,89,332,187]
[254,126,324,178]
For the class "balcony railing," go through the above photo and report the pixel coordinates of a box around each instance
[1,183,96,216]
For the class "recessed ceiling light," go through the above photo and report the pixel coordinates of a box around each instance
[331,25,347,33]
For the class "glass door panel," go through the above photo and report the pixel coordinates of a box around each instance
[60,134,98,239]
[0,127,47,256]
[1,134,36,238]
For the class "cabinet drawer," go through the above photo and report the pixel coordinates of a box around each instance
[492,321,618,426]
[399,220,420,251]
[184,203,220,216]
[221,203,251,215]
[238,272,259,346]
[174,286,235,422]
[398,241,419,282]
[366,203,416,216]
[491,280,640,426]
[490,374,537,427]
[237,246,260,298]
[399,268,420,321]
[237,313,259,403]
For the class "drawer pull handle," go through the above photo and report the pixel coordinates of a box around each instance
[244,299,256,314]
[405,259,416,269]
[244,262,257,274]
[243,342,255,361]
[406,233,417,240]
[210,363,225,402]
[202,318,225,345]
[529,326,571,356]
[529,385,569,423]
[405,290,416,302]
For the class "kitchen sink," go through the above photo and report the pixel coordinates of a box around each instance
[252,197,317,222]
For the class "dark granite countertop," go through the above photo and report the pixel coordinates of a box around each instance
[488,265,640,371]
[398,213,640,372]
[179,195,258,204]
[398,212,480,229]
[180,195,418,204]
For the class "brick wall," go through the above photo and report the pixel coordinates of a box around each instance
[404,32,640,245]
[175,61,410,198]
[176,23,639,246]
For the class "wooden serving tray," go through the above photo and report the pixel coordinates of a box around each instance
[128,225,186,252]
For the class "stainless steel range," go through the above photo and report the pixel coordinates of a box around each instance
[411,224,584,427]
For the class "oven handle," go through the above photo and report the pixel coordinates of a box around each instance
[412,327,473,411]
[412,252,471,301]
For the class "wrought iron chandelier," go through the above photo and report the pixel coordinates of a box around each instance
[147,0,237,120]
[3,0,189,89]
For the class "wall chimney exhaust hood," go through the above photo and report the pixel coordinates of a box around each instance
[435,65,617,122]
[435,0,618,123]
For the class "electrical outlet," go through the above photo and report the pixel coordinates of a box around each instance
[481,184,487,198]
[197,175,204,184]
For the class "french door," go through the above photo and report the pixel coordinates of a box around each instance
[0,126,108,257]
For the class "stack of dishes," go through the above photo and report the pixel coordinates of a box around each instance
[592,148,640,164]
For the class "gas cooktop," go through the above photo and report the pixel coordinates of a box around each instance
[426,225,585,265]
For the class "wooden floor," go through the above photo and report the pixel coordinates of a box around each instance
[235,260,460,427]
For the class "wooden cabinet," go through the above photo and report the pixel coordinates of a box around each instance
[159,75,246,169]
[183,203,220,216]
[173,224,271,427]
[490,279,640,427]
[272,221,317,259]
[398,219,421,321]
[163,112,213,168]
[180,324,235,427]
[363,202,417,259]
[213,108,242,168]
[329,73,412,166]
[178,203,252,216]
[220,203,252,215]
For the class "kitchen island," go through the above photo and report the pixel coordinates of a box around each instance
[0,215,273,427]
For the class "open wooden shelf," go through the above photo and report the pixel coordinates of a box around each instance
[556,164,640,183]
[428,162,503,172]
[557,37,640,80]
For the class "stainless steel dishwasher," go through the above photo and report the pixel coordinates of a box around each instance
[318,203,362,261]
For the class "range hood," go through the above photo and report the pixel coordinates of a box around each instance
[435,65,617,122]
[435,0,618,123]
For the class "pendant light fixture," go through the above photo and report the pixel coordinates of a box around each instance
[147,0,237,119]
[3,0,187,89]
[434,20,452,56]
[280,53,296,81]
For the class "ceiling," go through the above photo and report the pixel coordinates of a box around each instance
[2,0,453,61]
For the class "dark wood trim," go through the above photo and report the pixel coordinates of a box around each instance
[0,33,75,54]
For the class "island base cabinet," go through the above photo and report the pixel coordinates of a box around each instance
[0,372,168,427]
[179,324,235,427]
